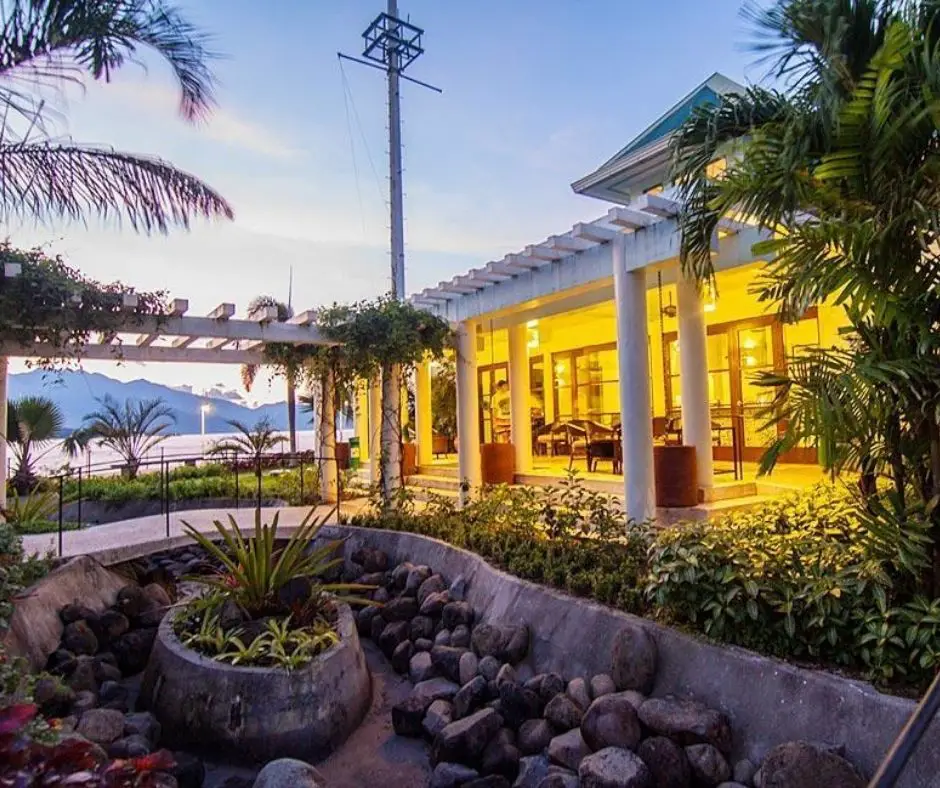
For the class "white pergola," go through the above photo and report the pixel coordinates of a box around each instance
[0,284,340,509]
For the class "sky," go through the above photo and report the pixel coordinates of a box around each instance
[7,0,761,404]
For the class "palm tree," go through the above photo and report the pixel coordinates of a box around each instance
[79,396,175,478]
[240,296,299,453]
[0,0,232,230]
[670,0,940,589]
[5,396,65,491]
[208,417,287,474]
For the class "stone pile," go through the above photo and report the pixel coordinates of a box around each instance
[352,549,867,788]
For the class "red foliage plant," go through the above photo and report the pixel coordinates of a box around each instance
[1,704,175,788]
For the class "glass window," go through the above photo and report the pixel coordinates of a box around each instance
[784,317,820,359]
[553,353,574,419]
[530,356,545,421]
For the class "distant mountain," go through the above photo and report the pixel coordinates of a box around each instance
[7,370,313,435]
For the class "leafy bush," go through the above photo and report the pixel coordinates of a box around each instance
[0,524,51,629]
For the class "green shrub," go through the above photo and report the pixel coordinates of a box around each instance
[0,523,52,629]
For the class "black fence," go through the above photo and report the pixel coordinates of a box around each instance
[44,450,348,558]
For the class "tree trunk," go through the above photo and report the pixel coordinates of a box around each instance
[380,363,403,505]
[287,378,297,454]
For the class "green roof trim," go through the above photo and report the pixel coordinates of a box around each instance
[617,85,720,158]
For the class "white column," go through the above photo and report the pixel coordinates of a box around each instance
[0,356,7,514]
[355,382,370,462]
[319,368,338,503]
[368,377,382,485]
[508,323,532,474]
[676,272,714,490]
[456,320,482,504]
[613,235,655,523]
[415,359,433,467]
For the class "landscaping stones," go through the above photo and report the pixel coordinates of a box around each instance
[481,734,520,779]
[392,640,415,674]
[686,743,732,786]
[470,623,528,664]
[108,734,152,758]
[636,736,692,788]
[443,601,475,629]
[436,630,453,647]
[452,624,472,648]
[352,546,389,573]
[252,758,325,788]
[610,624,657,694]
[406,565,433,594]
[413,677,463,705]
[454,676,488,719]
[410,651,437,683]
[383,596,419,622]
[429,762,480,788]
[432,646,469,683]
[541,770,579,788]
[547,728,591,772]
[378,620,411,656]
[424,700,455,739]
[758,741,865,788]
[638,697,733,754]
[393,694,434,737]
[449,575,468,601]
[76,708,126,745]
[514,754,550,788]
[579,747,653,788]
[66,657,98,694]
[497,682,540,729]
[479,656,501,682]
[566,677,591,711]
[590,674,616,699]
[62,621,99,655]
[433,707,504,765]
[124,711,161,745]
[169,751,206,788]
[418,574,447,606]
[544,693,584,731]
[495,663,517,687]
[580,692,643,752]
[422,591,451,617]
[459,651,479,685]
[116,585,146,618]
[411,614,436,641]
[734,759,757,785]
[517,718,553,755]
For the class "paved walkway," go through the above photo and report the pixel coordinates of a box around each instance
[23,499,373,560]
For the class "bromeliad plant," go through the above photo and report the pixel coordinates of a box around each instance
[176,507,368,669]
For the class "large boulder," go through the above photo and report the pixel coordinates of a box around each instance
[252,758,325,788]
[433,708,504,765]
[544,694,584,731]
[580,692,642,752]
[76,708,125,745]
[579,747,652,788]
[589,674,616,699]
[638,697,733,754]
[758,741,864,788]
[547,729,591,772]
[685,744,731,786]
[636,736,691,788]
[609,624,657,694]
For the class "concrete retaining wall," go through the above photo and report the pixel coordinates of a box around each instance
[139,603,371,764]
[314,525,935,788]
[62,498,286,526]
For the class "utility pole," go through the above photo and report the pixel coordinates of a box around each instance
[339,4,439,503]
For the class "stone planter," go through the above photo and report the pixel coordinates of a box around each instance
[139,603,370,763]
[481,442,514,485]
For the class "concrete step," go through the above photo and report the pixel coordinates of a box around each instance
[701,480,758,502]
[417,464,459,479]
[406,474,461,492]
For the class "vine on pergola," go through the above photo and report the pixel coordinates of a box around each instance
[0,243,168,368]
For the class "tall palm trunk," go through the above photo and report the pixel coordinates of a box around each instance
[287,378,297,454]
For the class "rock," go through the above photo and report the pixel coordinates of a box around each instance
[47,648,77,676]
[481,730,520,777]
[62,620,98,656]
[410,651,438,683]
[580,692,642,752]
[370,613,387,642]
[443,601,475,630]
[436,630,453,647]
[734,759,757,785]
[579,747,652,788]
[433,708,504,765]
[540,770,579,788]
[636,736,692,788]
[392,640,415,674]
[758,741,864,788]
[686,744,731,786]
[97,681,128,710]
[466,778,511,788]
[548,728,591,772]
[449,574,468,601]
[415,638,434,652]
[373,587,391,604]
[472,624,528,663]
[358,571,387,587]
[610,624,657,694]
[394,694,435,737]
[498,682,541,729]
[479,656,501,682]
[430,762,480,788]
[116,585,146,618]
[517,718,554,755]
[96,610,130,644]
[109,734,152,758]
[66,657,98,694]
[424,700,455,739]
[513,754,550,788]
[391,562,415,589]
[505,627,529,664]
[452,625,472,649]
[454,676,489,720]
[496,664,517,687]
[638,698,732,754]
[515,664,534,684]
[33,676,75,718]
[590,674,616,699]
[383,596,419,622]
[142,582,172,609]
[418,574,447,606]
[71,690,98,716]
[112,628,157,675]
[433,646,469,683]
[422,591,451,617]
[170,751,206,788]
[76,708,125,745]
[357,606,380,635]
[60,603,98,624]
[341,560,364,583]
[566,678,591,711]
[351,546,389,573]
[411,614,436,641]
[124,711,161,745]
[531,673,566,705]
[378,620,411,656]
[460,651,480,685]
[406,565,433,594]
[153,773,179,788]
[544,694,584,731]
[413,677,463,705]
[93,660,122,684]
[253,758,325,788]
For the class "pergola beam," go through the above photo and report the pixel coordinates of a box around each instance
[0,343,265,364]
[572,222,619,243]
[608,206,658,230]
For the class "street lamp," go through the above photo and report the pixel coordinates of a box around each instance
[200,403,212,454]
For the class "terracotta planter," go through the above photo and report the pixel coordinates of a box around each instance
[481,442,515,486]
[654,445,698,507]
[402,442,418,476]
[335,442,350,471]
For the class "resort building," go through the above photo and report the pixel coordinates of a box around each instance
[358,73,848,521]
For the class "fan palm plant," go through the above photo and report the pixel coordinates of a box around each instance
[208,417,286,473]
[0,0,232,231]
[671,0,940,590]
[240,296,299,453]
[4,396,65,491]
[78,395,174,478]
